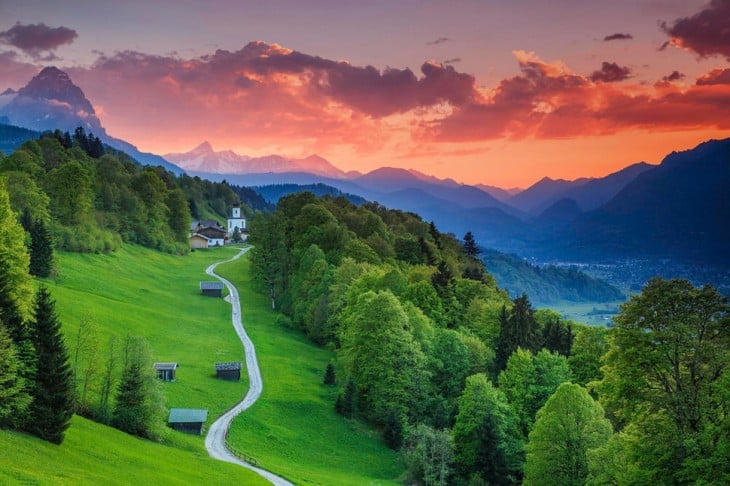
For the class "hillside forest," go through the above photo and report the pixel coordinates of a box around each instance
[0,130,727,485]
[249,192,729,485]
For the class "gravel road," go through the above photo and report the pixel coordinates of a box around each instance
[203,247,294,486]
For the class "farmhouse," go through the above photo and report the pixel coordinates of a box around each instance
[215,361,242,381]
[200,281,224,297]
[190,220,226,246]
[168,408,208,435]
[153,362,178,381]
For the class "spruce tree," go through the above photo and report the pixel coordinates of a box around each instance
[323,362,336,385]
[29,218,54,278]
[112,362,147,437]
[27,287,74,444]
[462,231,480,258]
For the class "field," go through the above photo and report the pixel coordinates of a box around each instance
[541,300,625,326]
[0,244,404,485]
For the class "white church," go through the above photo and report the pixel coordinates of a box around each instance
[227,204,247,241]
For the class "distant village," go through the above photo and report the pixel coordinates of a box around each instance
[188,204,248,248]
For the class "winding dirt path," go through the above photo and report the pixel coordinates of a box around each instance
[203,247,294,486]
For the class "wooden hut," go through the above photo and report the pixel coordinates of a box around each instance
[215,361,242,381]
[153,362,178,381]
[200,281,224,297]
[168,408,208,435]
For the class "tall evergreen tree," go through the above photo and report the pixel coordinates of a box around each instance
[0,179,34,321]
[462,231,480,258]
[112,362,147,437]
[28,218,54,278]
[496,294,541,371]
[27,287,74,444]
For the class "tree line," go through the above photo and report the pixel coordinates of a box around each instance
[249,192,729,485]
[0,128,260,255]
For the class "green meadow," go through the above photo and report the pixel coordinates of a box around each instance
[0,244,404,484]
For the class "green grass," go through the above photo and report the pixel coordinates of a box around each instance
[542,300,625,326]
[0,415,267,485]
[0,244,404,484]
[217,255,405,485]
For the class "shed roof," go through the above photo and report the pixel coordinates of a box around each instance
[169,408,208,423]
[200,281,225,290]
[153,362,178,370]
[215,362,242,371]
[189,233,209,241]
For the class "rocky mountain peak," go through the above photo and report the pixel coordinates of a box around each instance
[17,66,95,115]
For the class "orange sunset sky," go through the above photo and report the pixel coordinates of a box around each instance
[1,0,729,188]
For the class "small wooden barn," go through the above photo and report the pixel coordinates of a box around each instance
[153,362,178,381]
[215,361,242,381]
[200,281,224,297]
[189,233,210,249]
[168,408,208,435]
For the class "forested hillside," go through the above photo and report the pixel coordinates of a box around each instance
[249,192,729,485]
[0,128,253,254]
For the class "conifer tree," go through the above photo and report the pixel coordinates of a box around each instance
[112,362,147,436]
[462,231,480,258]
[496,295,541,371]
[28,218,54,278]
[27,286,74,444]
[323,362,336,385]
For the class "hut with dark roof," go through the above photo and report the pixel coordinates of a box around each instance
[153,362,178,381]
[215,361,242,381]
[168,408,208,435]
[200,281,224,297]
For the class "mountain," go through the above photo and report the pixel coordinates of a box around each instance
[164,142,347,178]
[253,183,367,205]
[475,184,520,202]
[0,67,184,174]
[0,123,41,154]
[562,138,730,264]
[508,177,590,214]
[536,198,583,225]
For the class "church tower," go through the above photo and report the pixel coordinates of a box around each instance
[227,204,246,235]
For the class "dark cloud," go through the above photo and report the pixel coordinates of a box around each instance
[604,33,633,41]
[658,41,671,51]
[444,58,462,65]
[0,22,77,59]
[663,70,685,82]
[696,68,730,85]
[427,37,450,46]
[589,62,632,83]
[661,0,730,57]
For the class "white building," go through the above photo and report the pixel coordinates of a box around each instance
[227,205,247,240]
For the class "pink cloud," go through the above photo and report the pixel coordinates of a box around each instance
[589,62,632,83]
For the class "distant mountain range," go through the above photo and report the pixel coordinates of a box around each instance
[0,67,184,174]
[1,66,727,267]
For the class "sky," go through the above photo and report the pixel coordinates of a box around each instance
[0,0,728,188]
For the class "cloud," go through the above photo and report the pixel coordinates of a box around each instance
[444,58,462,65]
[589,62,632,83]
[0,22,77,59]
[0,50,41,89]
[663,70,685,82]
[604,33,633,41]
[427,37,450,46]
[429,52,730,142]
[661,0,730,58]
[696,68,730,85]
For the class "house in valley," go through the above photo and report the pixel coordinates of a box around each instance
[215,361,242,381]
[154,362,178,381]
[168,408,208,435]
[189,220,227,246]
[189,233,210,249]
[200,281,224,297]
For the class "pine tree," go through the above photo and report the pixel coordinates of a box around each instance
[112,362,147,437]
[27,287,74,444]
[28,218,54,278]
[462,231,480,258]
[323,362,336,385]
[496,295,542,371]
[335,376,358,418]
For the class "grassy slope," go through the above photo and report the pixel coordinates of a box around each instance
[0,246,265,484]
[217,255,404,485]
[0,245,403,484]
[0,415,267,485]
